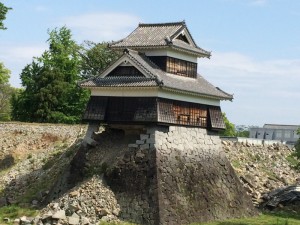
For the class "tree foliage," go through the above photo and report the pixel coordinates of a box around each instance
[0,2,11,30]
[294,129,300,159]
[0,62,15,120]
[11,27,90,123]
[219,113,236,137]
[80,41,121,79]
[236,125,250,137]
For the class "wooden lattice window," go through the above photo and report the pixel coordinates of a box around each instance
[209,108,225,130]
[166,57,197,78]
[158,98,207,127]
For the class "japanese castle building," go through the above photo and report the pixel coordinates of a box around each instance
[80,21,233,130]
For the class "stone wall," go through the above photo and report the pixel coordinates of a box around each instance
[152,126,256,225]
[97,125,256,225]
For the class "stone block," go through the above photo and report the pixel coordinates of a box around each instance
[140,143,150,150]
[169,126,176,131]
[146,138,155,144]
[149,143,155,149]
[149,133,155,139]
[177,144,184,151]
[52,210,66,220]
[136,140,145,145]
[128,144,138,148]
[68,216,80,225]
[156,139,163,146]
[167,136,174,143]
[140,134,149,140]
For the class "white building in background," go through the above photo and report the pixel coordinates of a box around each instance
[249,124,300,145]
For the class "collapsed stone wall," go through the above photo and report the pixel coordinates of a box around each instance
[91,128,160,225]
[222,140,299,206]
[0,123,257,225]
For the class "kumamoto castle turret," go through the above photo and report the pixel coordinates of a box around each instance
[81,21,232,129]
[80,22,256,225]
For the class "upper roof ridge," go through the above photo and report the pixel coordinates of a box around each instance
[123,48,139,54]
[138,21,185,27]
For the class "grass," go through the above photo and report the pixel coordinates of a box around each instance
[95,211,300,225]
[286,154,299,169]
[99,222,137,225]
[0,205,37,223]
[1,208,300,225]
[231,160,241,169]
[192,211,300,225]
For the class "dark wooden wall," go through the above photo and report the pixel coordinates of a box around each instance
[148,56,197,78]
[83,97,225,130]
[107,66,144,77]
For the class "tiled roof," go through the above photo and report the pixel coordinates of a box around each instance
[80,49,233,101]
[80,76,158,88]
[110,21,211,57]
[263,124,300,130]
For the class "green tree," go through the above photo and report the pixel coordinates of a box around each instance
[294,129,300,159]
[11,27,90,123]
[0,2,11,30]
[219,113,236,137]
[236,125,250,137]
[0,63,15,120]
[80,41,121,79]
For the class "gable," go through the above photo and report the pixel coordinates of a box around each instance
[107,66,144,77]
[99,53,153,79]
[172,28,197,48]
[176,33,190,44]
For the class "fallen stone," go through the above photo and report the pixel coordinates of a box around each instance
[262,185,300,208]
[20,216,31,225]
[68,216,80,225]
[81,216,90,225]
[69,191,79,197]
[41,211,53,220]
[52,210,66,220]
[71,212,80,218]
[112,208,120,216]
[52,202,59,210]
[3,217,10,223]
[32,199,38,205]
[97,208,110,216]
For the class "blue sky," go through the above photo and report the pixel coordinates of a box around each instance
[1,0,299,126]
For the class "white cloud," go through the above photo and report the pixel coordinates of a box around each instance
[0,44,47,87]
[198,52,300,126]
[60,12,141,42]
[0,45,46,63]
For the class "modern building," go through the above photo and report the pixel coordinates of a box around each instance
[80,21,233,131]
[249,124,300,144]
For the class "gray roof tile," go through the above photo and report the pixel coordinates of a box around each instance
[80,76,158,88]
[80,49,233,100]
[110,22,211,57]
